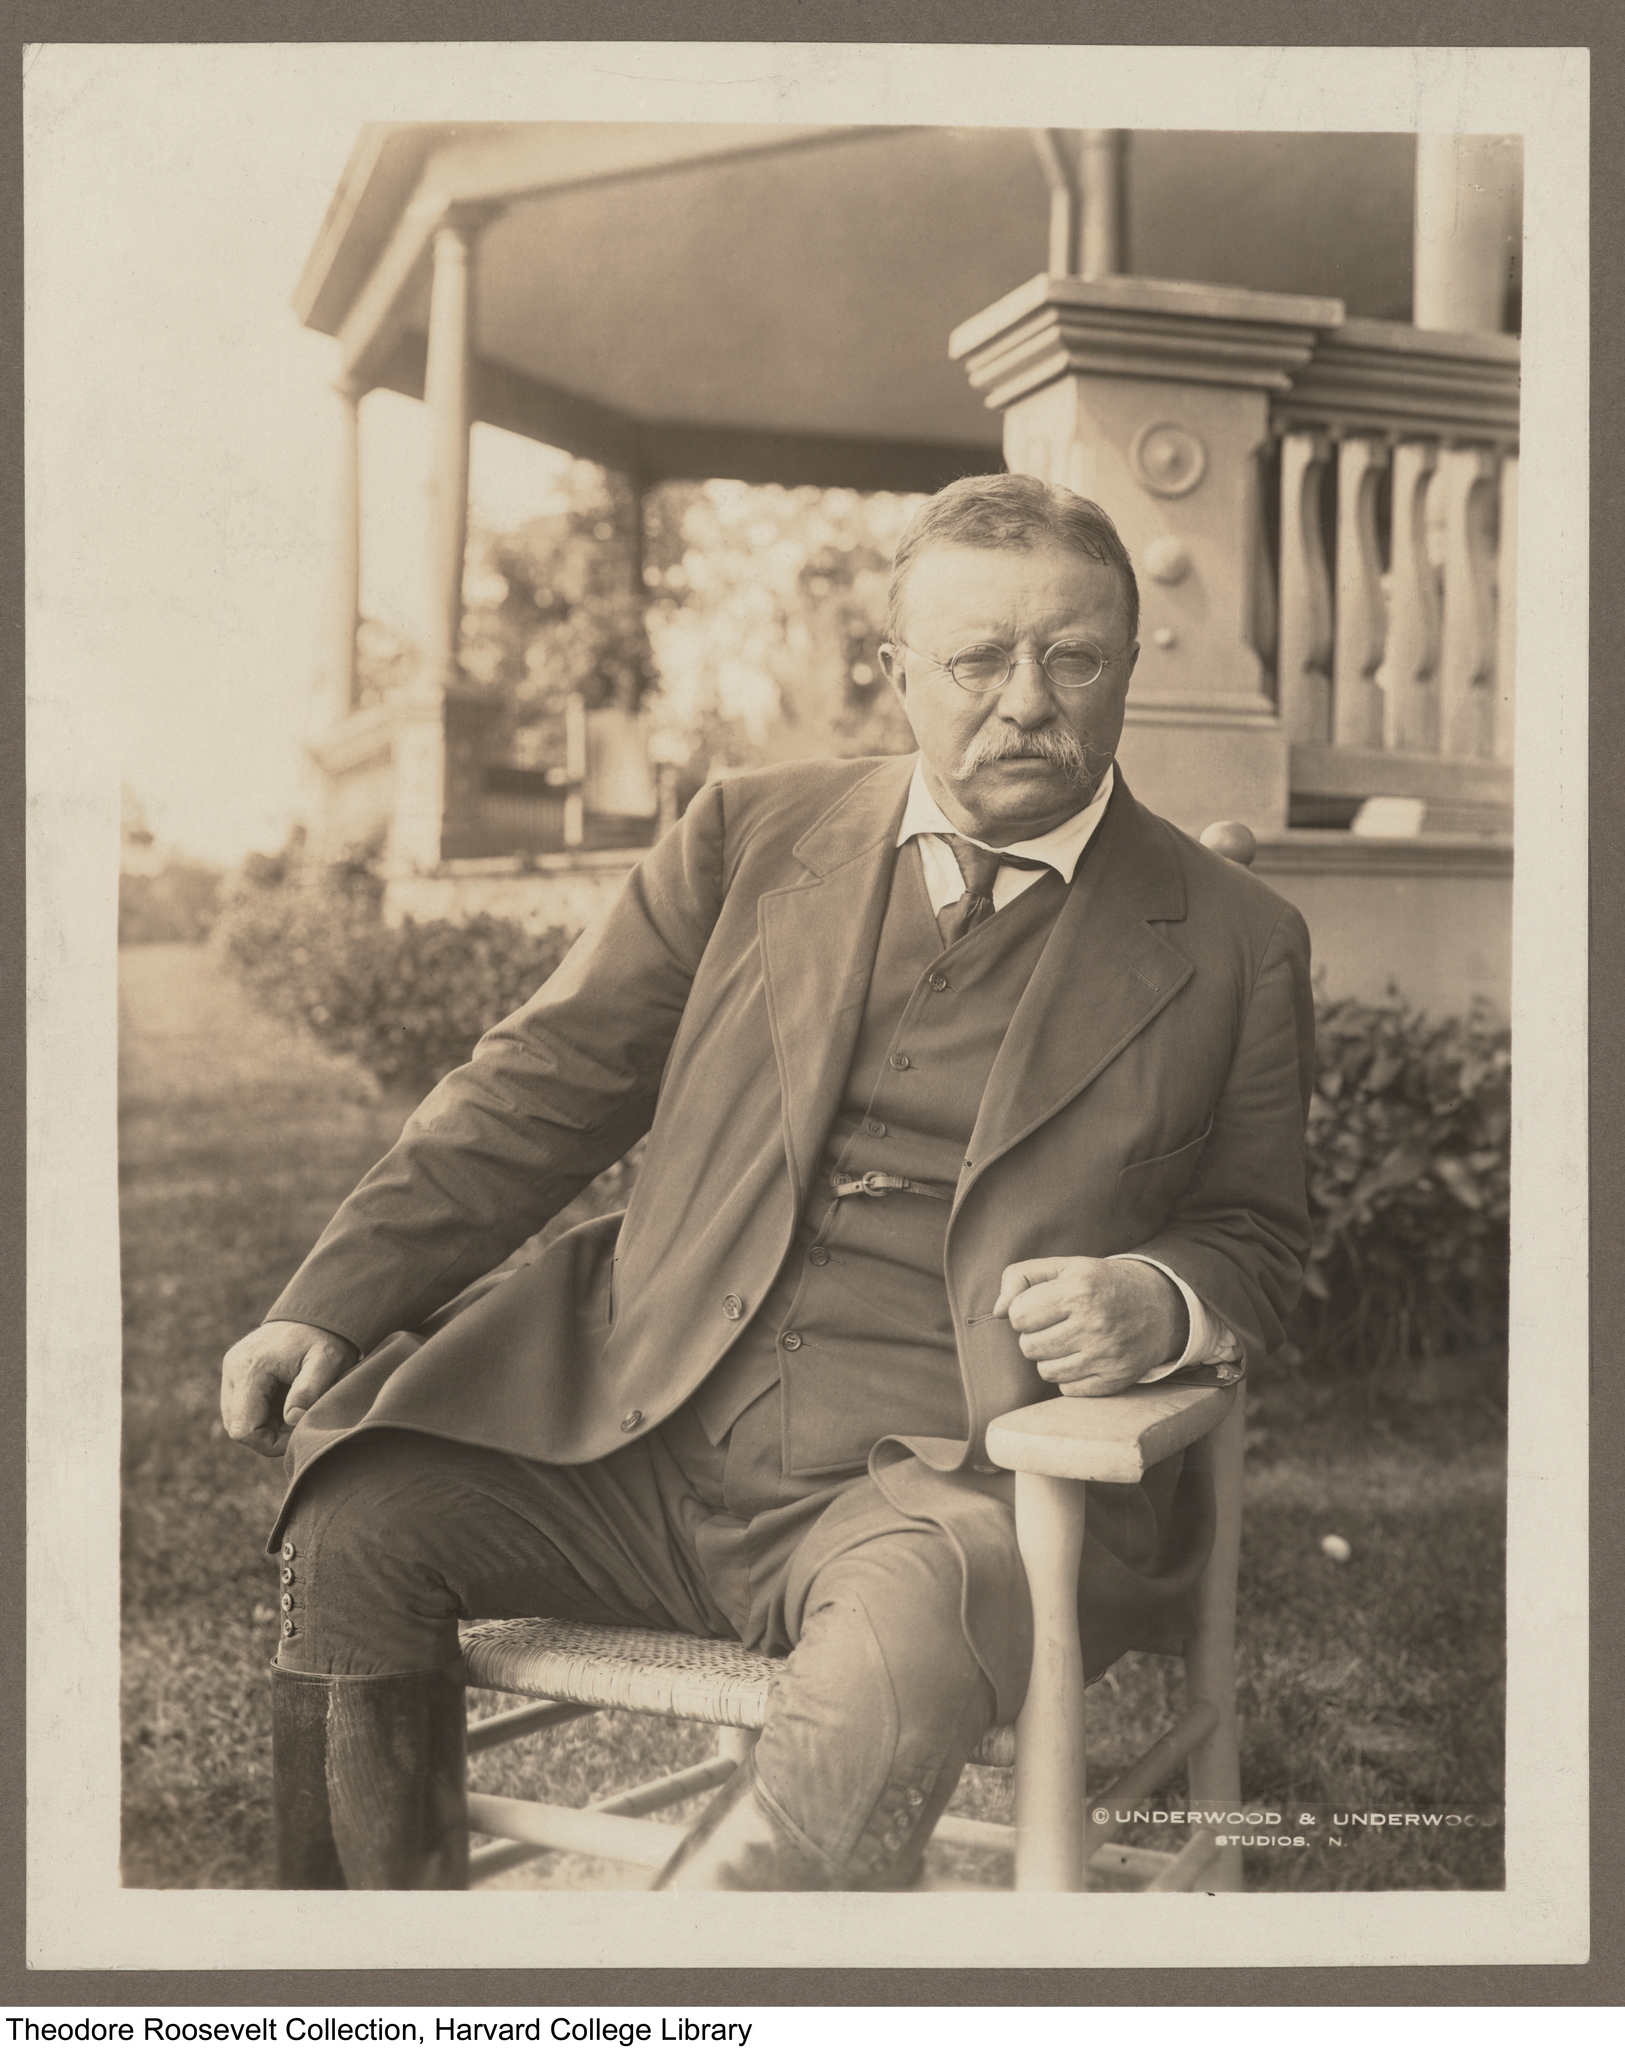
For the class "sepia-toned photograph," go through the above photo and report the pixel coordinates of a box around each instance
[23,39,1589,1973]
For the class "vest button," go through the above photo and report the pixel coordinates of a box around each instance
[808,1246,831,1267]
[888,1052,910,1070]
[722,1293,744,1319]
[620,1409,643,1432]
[865,1119,886,1137]
[780,1331,803,1351]
[928,974,949,992]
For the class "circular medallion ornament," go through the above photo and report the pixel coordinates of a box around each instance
[1130,421,1208,498]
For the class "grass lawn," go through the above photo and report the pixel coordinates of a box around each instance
[119,942,1505,1893]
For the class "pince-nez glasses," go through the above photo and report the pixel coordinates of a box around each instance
[884,638,1122,694]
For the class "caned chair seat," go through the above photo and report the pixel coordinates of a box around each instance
[460,1616,1017,1767]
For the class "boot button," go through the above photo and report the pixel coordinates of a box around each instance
[281,1542,296,1561]
[905,1787,924,1806]
[620,1409,643,1432]
[722,1294,744,1320]
[780,1332,802,1351]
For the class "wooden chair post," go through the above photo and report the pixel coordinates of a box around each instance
[1181,1389,1246,1890]
[1012,1469,1091,1891]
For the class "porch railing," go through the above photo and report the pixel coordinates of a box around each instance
[1266,318,1519,835]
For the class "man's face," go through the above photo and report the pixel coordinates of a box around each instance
[880,542,1139,846]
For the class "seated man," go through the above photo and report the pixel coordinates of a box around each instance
[221,473,1314,1892]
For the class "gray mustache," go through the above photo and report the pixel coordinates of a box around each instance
[955,724,1092,781]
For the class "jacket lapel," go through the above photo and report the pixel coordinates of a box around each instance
[759,755,916,1206]
[962,777,1194,1188]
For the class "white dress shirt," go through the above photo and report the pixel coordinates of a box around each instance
[896,760,1243,1383]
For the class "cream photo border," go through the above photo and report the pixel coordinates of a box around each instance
[23,38,1590,1971]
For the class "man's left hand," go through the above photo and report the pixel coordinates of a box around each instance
[993,1256,1185,1397]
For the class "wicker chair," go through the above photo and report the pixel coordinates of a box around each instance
[460,1369,1244,1893]
[458,821,1262,1894]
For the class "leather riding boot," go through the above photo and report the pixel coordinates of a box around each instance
[652,1759,848,1891]
[269,1666,343,1888]
[270,1663,469,1890]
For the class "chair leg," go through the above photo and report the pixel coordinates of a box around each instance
[1012,1471,1090,1891]
[1183,1392,1246,1891]
[715,1726,758,1767]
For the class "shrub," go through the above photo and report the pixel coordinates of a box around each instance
[218,859,577,1099]
[1290,995,1511,1372]
[119,860,223,945]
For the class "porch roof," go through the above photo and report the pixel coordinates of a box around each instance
[294,122,1417,494]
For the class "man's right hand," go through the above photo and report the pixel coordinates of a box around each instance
[220,1320,361,1458]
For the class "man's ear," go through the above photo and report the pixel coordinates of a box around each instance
[878,642,907,702]
[1120,641,1140,688]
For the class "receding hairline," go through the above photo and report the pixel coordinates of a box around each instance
[885,474,1140,645]
[887,532,1140,646]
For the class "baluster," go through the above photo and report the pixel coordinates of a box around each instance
[1437,448,1501,760]
[1331,438,1389,749]
[1276,429,1333,742]
[1494,454,1518,767]
[1379,440,1442,753]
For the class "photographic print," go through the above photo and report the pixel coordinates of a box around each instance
[23,39,1588,1972]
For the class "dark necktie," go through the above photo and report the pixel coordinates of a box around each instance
[933,835,1053,949]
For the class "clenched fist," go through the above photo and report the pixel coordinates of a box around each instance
[220,1320,360,1457]
[993,1256,1186,1398]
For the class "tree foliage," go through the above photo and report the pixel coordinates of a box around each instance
[641,479,923,774]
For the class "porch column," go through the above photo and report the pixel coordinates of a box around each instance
[389,203,492,874]
[423,204,488,692]
[951,274,1340,835]
[1414,136,1518,336]
[330,376,363,718]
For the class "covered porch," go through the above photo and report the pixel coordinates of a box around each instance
[295,122,1519,1015]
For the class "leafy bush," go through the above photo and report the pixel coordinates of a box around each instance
[1289,995,1511,1372]
[119,860,223,945]
[218,859,577,1099]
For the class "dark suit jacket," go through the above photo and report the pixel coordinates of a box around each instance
[270,755,1314,1515]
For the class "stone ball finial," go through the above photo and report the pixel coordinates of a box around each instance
[1199,820,1258,867]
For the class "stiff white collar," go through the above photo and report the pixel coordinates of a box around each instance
[895,759,1115,883]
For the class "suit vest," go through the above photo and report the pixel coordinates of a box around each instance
[690,839,1068,1473]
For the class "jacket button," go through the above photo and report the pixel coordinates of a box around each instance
[620,1409,643,1432]
[281,1542,296,1562]
[781,1331,802,1351]
[722,1293,744,1320]
[888,1052,910,1070]
[808,1246,830,1267]
[928,974,949,992]
[865,1119,886,1137]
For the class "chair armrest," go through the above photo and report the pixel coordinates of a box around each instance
[985,1381,1238,1485]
